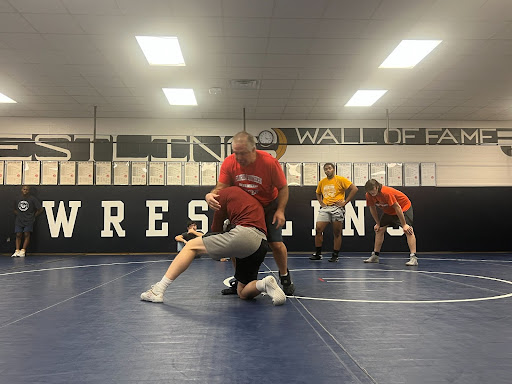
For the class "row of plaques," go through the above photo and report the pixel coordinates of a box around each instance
[0,160,436,187]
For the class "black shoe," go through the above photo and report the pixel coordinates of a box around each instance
[309,253,322,260]
[280,269,295,295]
[328,255,339,262]
[221,279,238,295]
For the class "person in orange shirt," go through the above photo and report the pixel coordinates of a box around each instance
[364,179,418,266]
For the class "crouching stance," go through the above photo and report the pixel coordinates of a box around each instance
[140,186,286,306]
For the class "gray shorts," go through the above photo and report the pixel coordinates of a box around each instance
[316,205,345,223]
[202,226,267,260]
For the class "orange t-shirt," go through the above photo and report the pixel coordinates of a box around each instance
[365,185,411,215]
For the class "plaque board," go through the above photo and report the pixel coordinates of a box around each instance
[166,162,183,186]
[0,161,4,185]
[387,163,403,186]
[353,162,369,186]
[5,161,22,185]
[302,163,318,186]
[131,162,147,185]
[23,161,40,185]
[42,161,58,185]
[77,161,94,185]
[184,162,200,185]
[149,162,165,185]
[60,161,76,185]
[200,162,217,186]
[113,162,130,185]
[285,163,302,186]
[404,163,420,186]
[370,162,386,185]
[95,162,112,185]
[421,162,436,186]
[336,162,352,181]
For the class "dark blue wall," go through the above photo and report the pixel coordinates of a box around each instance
[1,185,510,254]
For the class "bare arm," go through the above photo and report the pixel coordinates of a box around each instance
[316,193,326,207]
[205,182,230,211]
[175,234,185,242]
[393,202,413,235]
[273,185,289,228]
[340,184,358,207]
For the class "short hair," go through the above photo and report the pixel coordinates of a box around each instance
[186,220,196,228]
[323,162,335,170]
[232,131,256,151]
[365,179,382,193]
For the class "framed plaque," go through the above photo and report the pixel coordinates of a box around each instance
[353,162,369,186]
[200,162,217,186]
[42,161,58,185]
[303,163,318,186]
[131,162,147,185]
[184,162,200,185]
[370,162,386,185]
[387,163,403,186]
[336,162,352,181]
[0,161,4,185]
[166,162,183,186]
[5,161,22,185]
[95,162,112,185]
[60,161,76,185]
[285,163,302,186]
[77,161,94,185]
[404,163,420,186]
[23,161,40,185]
[421,162,436,186]
[149,162,165,185]
[113,162,130,185]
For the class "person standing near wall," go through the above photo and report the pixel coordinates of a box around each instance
[310,163,358,262]
[205,131,295,296]
[363,179,418,266]
[12,185,43,257]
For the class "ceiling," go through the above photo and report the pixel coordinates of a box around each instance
[1,0,512,121]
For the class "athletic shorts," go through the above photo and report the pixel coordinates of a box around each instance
[380,206,414,228]
[202,226,266,260]
[15,225,33,233]
[264,199,283,243]
[316,205,345,223]
[234,239,268,285]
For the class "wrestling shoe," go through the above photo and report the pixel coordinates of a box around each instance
[364,252,379,263]
[140,284,164,303]
[18,249,25,257]
[263,276,286,306]
[11,250,20,257]
[221,279,238,295]
[280,269,295,296]
[328,254,339,262]
[309,253,322,260]
[406,255,418,266]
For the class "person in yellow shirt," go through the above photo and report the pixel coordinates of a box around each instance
[310,163,358,262]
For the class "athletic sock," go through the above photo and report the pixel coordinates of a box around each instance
[333,250,339,257]
[255,279,266,292]
[374,251,380,256]
[410,253,416,257]
[315,247,322,256]
[156,276,173,293]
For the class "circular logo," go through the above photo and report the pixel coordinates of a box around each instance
[18,200,29,212]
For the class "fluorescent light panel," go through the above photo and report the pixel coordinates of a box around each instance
[345,90,387,107]
[0,92,17,103]
[136,36,185,66]
[379,40,442,68]
[162,88,197,105]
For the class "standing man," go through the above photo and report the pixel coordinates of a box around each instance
[363,179,418,266]
[12,185,43,257]
[205,131,295,295]
[310,163,358,262]
[141,186,286,306]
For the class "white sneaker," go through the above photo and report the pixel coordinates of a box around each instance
[11,250,20,257]
[364,253,379,263]
[406,255,418,266]
[263,276,286,306]
[18,249,26,257]
[140,284,164,303]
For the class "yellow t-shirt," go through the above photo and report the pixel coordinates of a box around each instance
[316,175,352,205]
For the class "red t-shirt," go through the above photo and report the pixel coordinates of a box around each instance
[211,186,267,235]
[218,150,287,207]
[365,185,411,215]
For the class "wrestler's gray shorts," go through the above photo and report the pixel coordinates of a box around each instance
[316,205,345,223]
[202,226,267,260]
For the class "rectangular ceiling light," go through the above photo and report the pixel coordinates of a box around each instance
[379,40,442,68]
[162,88,197,105]
[136,36,185,66]
[345,90,387,107]
[0,92,17,103]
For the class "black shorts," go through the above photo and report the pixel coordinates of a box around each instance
[234,239,268,285]
[380,206,414,228]
[264,199,283,243]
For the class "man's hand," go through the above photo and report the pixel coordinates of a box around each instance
[334,199,346,207]
[374,224,381,232]
[205,192,221,211]
[402,224,414,235]
[272,210,286,229]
